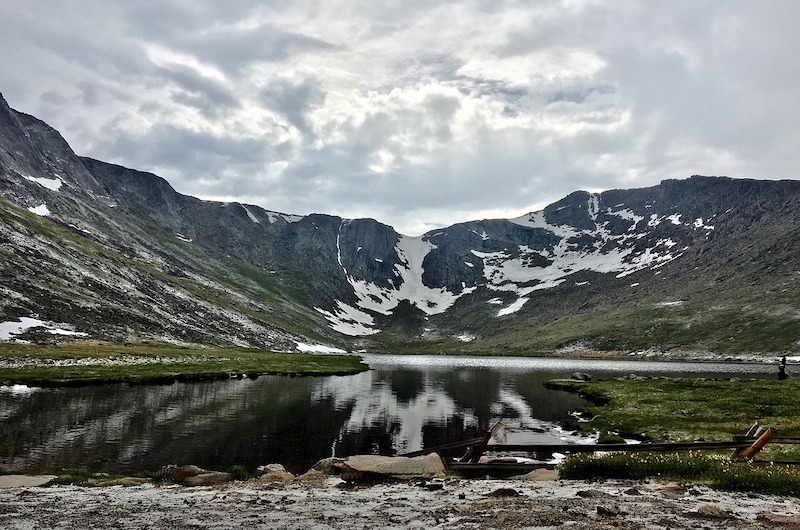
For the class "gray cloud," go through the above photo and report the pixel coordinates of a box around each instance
[1,0,799,235]
[259,77,326,137]
[181,25,337,75]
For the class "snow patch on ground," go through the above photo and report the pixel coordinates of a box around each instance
[0,317,87,341]
[295,342,347,354]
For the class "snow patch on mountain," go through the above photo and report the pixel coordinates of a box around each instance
[493,197,687,299]
[693,217,715,230]
[27,204,50,216]
[498,297,529,316]
[315,301,380,336]
[265,211,303,223]
[0,317,86,341]
[24,175,63,191]
[242,205,260,224]
[336,233,473,322]
[608,207,644,226]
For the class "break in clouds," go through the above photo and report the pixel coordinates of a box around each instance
[2,0,799,235]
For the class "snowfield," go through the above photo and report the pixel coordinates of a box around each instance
[320,194,706,333]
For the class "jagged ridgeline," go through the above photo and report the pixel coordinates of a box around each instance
[1,92,799,355]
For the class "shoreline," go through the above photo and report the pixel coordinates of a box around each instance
[1,474,799,529]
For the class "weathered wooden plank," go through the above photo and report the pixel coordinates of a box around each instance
[399,437,485,458]
[447,462,556,475]
[483,440,752,453]
[735,427,776,462]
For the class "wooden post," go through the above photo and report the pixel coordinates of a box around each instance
[731,421,762,460]
[461,421,504,463]
[735,427,775,462]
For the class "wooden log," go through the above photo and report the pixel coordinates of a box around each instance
[461,421,504,463]
[731,421,762,460]
[447,461,555,477]
[484,440,751,454]
[735,427,775,462]
[399,437,485,458]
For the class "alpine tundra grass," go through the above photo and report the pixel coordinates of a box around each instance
[551,376,800,495]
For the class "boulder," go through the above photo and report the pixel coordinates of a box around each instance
[183,472,234,487]
[92,477,151,487]
[571,372,592,381]
[339,453,445,482]
[0,475,57,488]
[295,469,327,483]
[257,463,294,482]
[310,457,345,475]
[515,468,558,481]
[171,465,207,482]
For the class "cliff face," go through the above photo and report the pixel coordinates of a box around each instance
[1,92,799,354]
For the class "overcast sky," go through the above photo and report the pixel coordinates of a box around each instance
[2,1,798,235]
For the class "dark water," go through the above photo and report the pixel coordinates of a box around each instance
[0,355,778,474]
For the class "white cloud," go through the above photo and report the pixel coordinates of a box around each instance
[2,0,799,235]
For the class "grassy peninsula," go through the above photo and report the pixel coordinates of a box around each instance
[548,376,800,444]
[0,342,368,386]
[550,375,800,496]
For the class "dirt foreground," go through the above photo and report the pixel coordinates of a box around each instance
[2,475,800,529]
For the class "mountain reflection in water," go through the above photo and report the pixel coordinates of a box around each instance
[0,356,775,474]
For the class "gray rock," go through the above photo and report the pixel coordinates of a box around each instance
[310,457,345,475]
[171,465,207,483]
[257,463,294,482]
[571,372,592,381]
[0,475,57,489]
[183,472,235,487]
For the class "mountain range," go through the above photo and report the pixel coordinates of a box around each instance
[1,92,798,356]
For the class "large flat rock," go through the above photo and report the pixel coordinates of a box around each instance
[340,453,445,481]
[0,475,57,488]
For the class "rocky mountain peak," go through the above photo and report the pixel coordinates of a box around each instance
[1,98,798,355]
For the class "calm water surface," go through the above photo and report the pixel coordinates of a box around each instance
[0,355,778,474]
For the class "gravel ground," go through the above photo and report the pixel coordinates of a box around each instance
[2,476,800,529]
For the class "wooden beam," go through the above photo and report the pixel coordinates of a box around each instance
[399,437,485,458]
[734,427,775,462]
[484,440,752,454]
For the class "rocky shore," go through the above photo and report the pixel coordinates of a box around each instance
[2,455,800,529]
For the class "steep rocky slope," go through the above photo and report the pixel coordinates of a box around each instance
[1,92,798,355]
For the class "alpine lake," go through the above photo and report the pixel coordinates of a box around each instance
[0,354,778,475]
